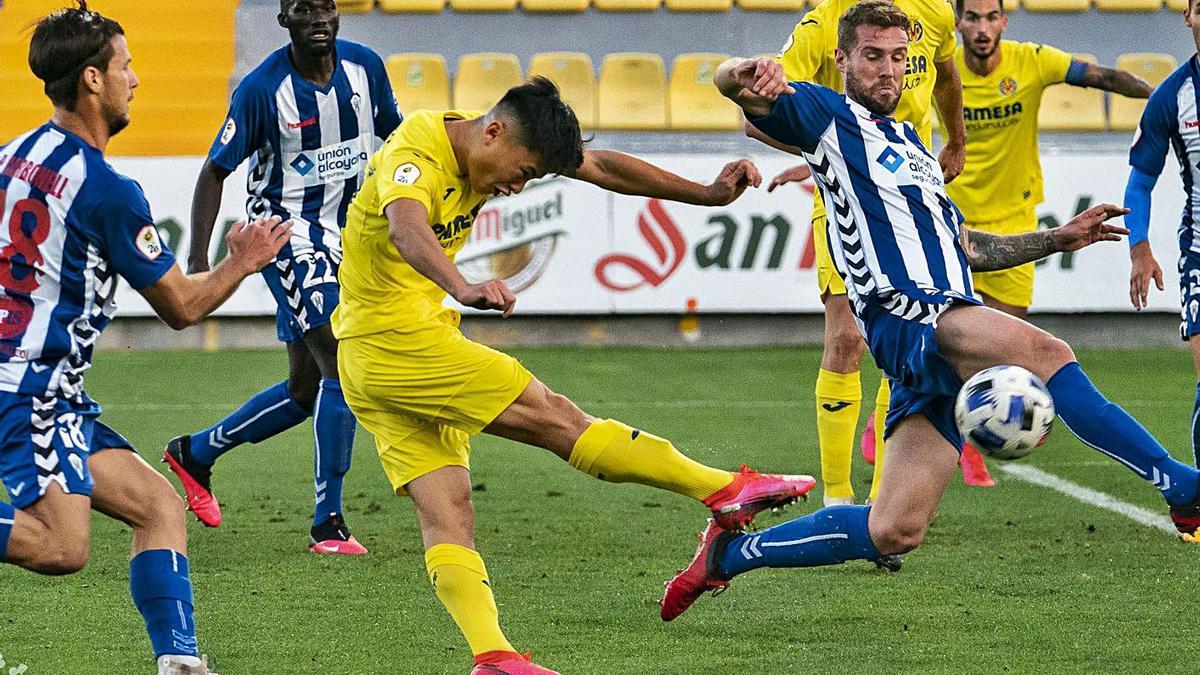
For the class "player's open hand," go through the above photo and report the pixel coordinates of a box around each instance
[767,164,812,192]
[938,142,965,184]
[226,215,292,275]
[1051,203,1130,253]
[456,279,517,318]
[1129,241,1163,311]
[734,58,794,101]
[705,159,762,205]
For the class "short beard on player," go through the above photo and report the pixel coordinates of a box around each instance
[844,70,900,117]
[104,106,130,137]
[967,37,999,61]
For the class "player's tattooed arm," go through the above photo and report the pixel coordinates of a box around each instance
[1080,63,1153,99]
[961,229,1057,272]
[961,203,1130,272]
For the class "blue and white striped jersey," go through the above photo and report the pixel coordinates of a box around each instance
[210,39,402,263]
[750,82,974,323]
[1129,56,1200,253]
[0,123,176,399]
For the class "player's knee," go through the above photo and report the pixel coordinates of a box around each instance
[1036,335,1075,369]
[871,520,927,555]
[287,377,319,411]
[824,328,864,370]
[36,532,90,575]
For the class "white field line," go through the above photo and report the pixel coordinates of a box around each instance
[999,463,1178,535]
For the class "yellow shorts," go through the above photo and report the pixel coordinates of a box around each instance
[811,215,847,298]
[338,312,534,495]
[968,208,1038,308]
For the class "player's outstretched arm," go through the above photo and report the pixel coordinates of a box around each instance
[140,216,292,329]
[961,204,1130,272]
[575,150,761,207]
[1078,63,1153,99]
[385,198,516,316]
[932,58,966,184]
[188,159,234,274]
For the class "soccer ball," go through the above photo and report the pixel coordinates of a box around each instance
[954,365,1055,460]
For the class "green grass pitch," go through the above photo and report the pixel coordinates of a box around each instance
[1,346,1198,674]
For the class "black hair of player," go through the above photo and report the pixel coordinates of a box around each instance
[28,0,124,111]
[837,1,912,52]
[493,77,586,178]
[954,0,1005,16]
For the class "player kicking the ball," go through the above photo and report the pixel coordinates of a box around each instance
[0,4,290,672]
[334,77,815,674]
[660,2,1200,621]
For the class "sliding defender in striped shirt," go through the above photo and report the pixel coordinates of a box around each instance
[163,0,402,555]
[661,1,1200,621]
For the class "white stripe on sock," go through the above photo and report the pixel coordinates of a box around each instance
[177,600,187,629]
[760,532,850,548]
[999,464,1177,535]
[0,517,13,525]
[227,398,293,436]
[1057,417,1148,477]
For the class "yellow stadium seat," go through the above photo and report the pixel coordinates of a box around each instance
[523,0,590,10]
[1039,53,1106,131]
[529,52,597,128]
[387,54,451,113]
[1022,0,1089,10]
[598,53,667,130]
[454,53,523,111]
[737,0,805,10]
[1111,53,1178,130]
[1167,0,1187,8]
[666,0,733,10]
[1094,0,1161,10]
[335,0,376,12]
[668,53,740,130]
[449,0,519,10]
[379,0,447,11]
[1002,0,1020,10]
[594,0,663,10]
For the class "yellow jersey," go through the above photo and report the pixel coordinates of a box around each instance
[947,40,1073,223]
[333,109,487,340]
[776,0,957,221]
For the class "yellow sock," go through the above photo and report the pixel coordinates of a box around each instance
[425,543,515,657]
[868,378,890,502]
[815,368,862,501]
[568,419,733,502]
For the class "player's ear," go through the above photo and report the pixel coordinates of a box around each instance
[277,12,287,28]
[482,119,504,146]
[80,65,104,97]
[834,48,847,71]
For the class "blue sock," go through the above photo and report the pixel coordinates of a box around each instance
[313,378,356,527]
[719,505,881,577]
[0,501,14,561]
[1191,381,1200,468]
[129,549,199,659]
[1048,362,1199,506]
[189,381,310,465]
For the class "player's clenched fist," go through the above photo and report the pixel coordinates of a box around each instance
[731,58,795,100]
[705,159,762,206]
[226,215,293,275]
[456,279,517,318]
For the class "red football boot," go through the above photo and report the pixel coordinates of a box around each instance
[960,443,996,487]
[163,435,221,527]
[660,519,737,622]
[704,465,816,531]
[470,651,559,675]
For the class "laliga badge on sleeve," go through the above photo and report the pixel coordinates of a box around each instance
[393,162,421,185]
[220,118,236,145]
[136,224,164,260]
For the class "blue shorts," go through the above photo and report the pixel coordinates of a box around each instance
[0,393,133,509]
[861,293,980,450]
[261,251,341,344]
[1179,251,1200,341]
